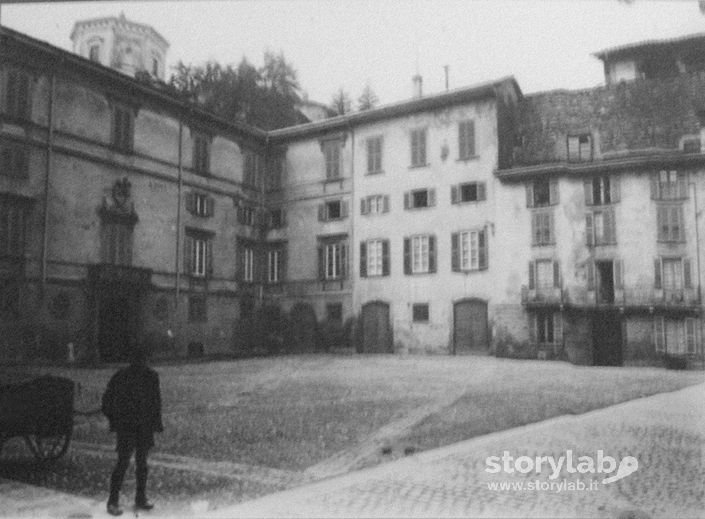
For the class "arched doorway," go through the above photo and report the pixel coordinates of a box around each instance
[361,301,392,353]
[453,299,488,354]
[289,303,317,352]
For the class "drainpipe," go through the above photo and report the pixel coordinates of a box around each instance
[347,119,355,321]
[691,180,704,367]
[175,117,183,304]
[40,72,56,298]
[259,134,268,307]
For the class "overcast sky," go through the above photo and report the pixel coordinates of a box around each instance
[2,0,705,105]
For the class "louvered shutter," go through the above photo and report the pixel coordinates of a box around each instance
[451,232,460,272]
[478,229,488,270]
[549,179,559,205]
[428,189,436,207]
[614,259,624,289]
[587,261,595,290]
[183,234,193,274]
[553,312,563,345]
[451,185,459,204]
[206,196,215,217]
[684,258,692,288]
[676,206,685,241]
[404,192,411,210]
[206,239,213,276]
[584,180,593,206]
[650,173,658,199]
[553,260,561,288]
[383,195,390,213]
[382,240,390,276]
[678,171,687,198]
[467,120,475,157]
[586,213,594,246]
[654,317,665,352]
[531,213,539,246]
[361,198,368,215]
[477,182,486,201]
[605,209,616,244]
[526,183,534,208]
[610,176,620,203]
[404,238,411,274]
[528,261,535,289]
[318,203,326,221]
[548,212,555,243]
[185,192,195,214]
[318,244,326,280]
[341,200,349,218]
[528,314,537,344]
[360,242,367,278]
[280,209,288,227]
[656,206,666,241]
[339,242,347,278]
[428,235,436,273]
[654,258,662,289]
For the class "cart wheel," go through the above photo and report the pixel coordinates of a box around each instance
[24,430,71,461]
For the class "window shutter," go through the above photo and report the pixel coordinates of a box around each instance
[403,238,411,275]
[237,206,244,225]
[654,317,665,352]
[584,180,593,206]
[610,176,620,203]
[553,312,563,345]
[587,261,595,290]
[404,192,410,210]
[686,318,696,354]
[605,208,616,244]
[526,183,534,208]
[451,232,460,272]
[548,212,555,243]
[185,192,195,214]
[477,182,486,201]
[318,244,325,280]
[654,258,662,289]
[528,314,537,344]
[451,185,459,205]
[361,198,368,215]
[684,258,693,288]
[206,239,213,276]
[549,179,559,205]
[467,120,475,157]
[528,261,535,289]
[341,200,349,218]
[553,260,561,288]
[383,195,390,213]
[206,196,215,217]
[585,213,594,246]
[183,234,193,274]
[428,235,436,273]
[428,188,436,207]
[281,209,288,227]
[382,240,390,276]
[614,259,624,289]
[360,242,367,278]
[677,206,685,241]
[318,203,326,221]
[650,173,658,200]
[478,229,488,270]
[678,171,687,198]
[656,206,666,241]
[339,242,348,278]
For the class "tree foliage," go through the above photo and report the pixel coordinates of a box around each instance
[357,84,379,111]
[329,88,352,116]
[168,52,303,130]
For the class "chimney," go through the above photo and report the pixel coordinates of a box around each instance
[412,74,423,98]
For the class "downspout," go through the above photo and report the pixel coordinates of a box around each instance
[41,72,56,298]
[259,134,269,306]
[175,117,183,304]
[691,180,703,367]
[347,120,355,321]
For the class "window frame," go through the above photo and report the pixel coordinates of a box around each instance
[366,136,383,174]
[318,235,348,281]
[2,68,31,121]
[111,103,135,153]
[657,204,685,243]
[531,210,555,247]
[322,139,342,180]
[452,229,488,272]
[567,133,592,162]
[184,229,213,278]
[192,132,211,176]
[458,119,476,160]
[188,295,208,322]
[410,127,428,167]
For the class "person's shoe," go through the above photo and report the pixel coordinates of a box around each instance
[107,503,123,516]
[135,500,155,511]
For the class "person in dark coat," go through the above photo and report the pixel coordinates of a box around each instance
[102,343,163,516]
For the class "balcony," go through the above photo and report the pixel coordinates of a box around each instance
[87,263,152,289]
[521,286,565,308]
[274,279,353,297]
[560,286,700,314]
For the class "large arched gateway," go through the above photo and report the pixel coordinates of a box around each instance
[361,301,392,353]
[453,299,489,354]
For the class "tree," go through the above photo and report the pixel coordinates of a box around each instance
[330,88,352,116]
[357,84,379,111]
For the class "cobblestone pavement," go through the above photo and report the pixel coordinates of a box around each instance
[212,383,705,519]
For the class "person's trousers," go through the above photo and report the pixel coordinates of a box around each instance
[108,440,150,505]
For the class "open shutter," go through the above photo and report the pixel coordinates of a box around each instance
[404,238,411,274]
[553,260,561,288]
[531,213,538,246]
[549,179,559,205]
[361,198,368,215]
[610,175,620,203]
[605,208,616,244]
[678,171,688,198]
[451,185,459,205]
[206,239,213,277]
[318,203,326,222]
[528,261,535,289]
[339,242,347,278]
[686,318,697,354]
[280,209,288,227]
[206,196,215,217]
[684,258,693,288]
[382,240,390,276]
[404,192,411,210]
[656,206,666,241]
[526,183,534,208]
[451,232,460,272]
[183,234,193,275]
[428,235,436,273]
[584,180,593,206]
[553,312,563,345]
[585,213,594,246]
[654,258,662,289]
[467,120,476,157]
[587,261,595,290]
[185,192,195,214]
[383,195,390,213]
[318,244,325,280]
[677,206,685,241]
[341,200,349,218]
[428,189,436,207]
[654,317,665,352]
[548,212,555,244]
[360,242,367,278]
[614,259,624,289]
[650,173,658,199]
[528,314,537,344]
[478,229,488,270]
[477,182,486,201]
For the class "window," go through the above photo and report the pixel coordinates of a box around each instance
[686,318,697,354]
[243,246,255,282]
[533,312,562,344]
[267,244,286,283]
[184,230,212,278]
[528,259,561,291]
[265,155,284,191]
[269,208,286,229]
[654,317,697,354]
[193,133,210,175]
[186,192,214,217]
[101,222,133,266]
[360,195,389,215]
[3,69,31,120]
[89,44,101,62]
[458,120,476,159]
[526,179,558,207]
[319,200,349,221]
[366,136,383,174]
[0,196,30,257]
[410,128,427,167]
[404,188,436,210]
[244,151,263,188]
[327,303,343,323]
[567,134,592,162]
[360,239,390,277]
[585,176,619,205]
[451,182,486,204]
[451,229,487,271]
[531,211,555,246]
[586,208,616,246]
[0,279,20,321]
[151,57,159,76]
[322,139,342,179]
[112,104,134,152]
[657,205,685,242]
[318,237,348,280]
[238,205,257,226]
[0,143,29,179]
[412,303,429,322]
[188,295,207,322]
[652,170,687,200]
[655,257,692,290]
[404,235,436,275]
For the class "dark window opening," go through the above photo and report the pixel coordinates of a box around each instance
[596,261,615,304]
[327,201,342,219]
[412,303,429,322]
[413,190,428,208]
[533,179,551,207]
[326,303,343,323]
[188,296,207,322]
[536,312,554,343]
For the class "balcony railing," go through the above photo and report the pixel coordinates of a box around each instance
[521,286,565,306]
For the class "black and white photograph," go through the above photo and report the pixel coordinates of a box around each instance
[0,0,704,517]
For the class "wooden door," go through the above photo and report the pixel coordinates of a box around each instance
[454,299,488,354]
[361,302,392,353]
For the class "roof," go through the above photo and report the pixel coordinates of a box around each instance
[270,76,522,142]
[594,31,705,60]
[70,13,169,49]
